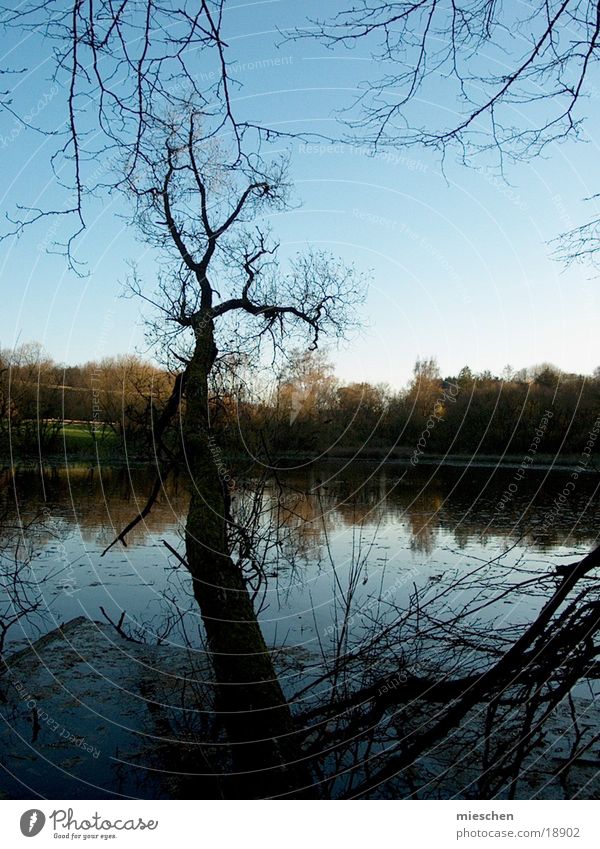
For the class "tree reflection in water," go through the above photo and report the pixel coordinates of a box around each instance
[1,461,599,798]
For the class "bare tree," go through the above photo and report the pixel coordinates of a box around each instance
[4,0,600,801]
[3,2,599,258]
[93,112,364,797]
[0,2,362,794]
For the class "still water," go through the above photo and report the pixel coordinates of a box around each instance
[1,459,598,657]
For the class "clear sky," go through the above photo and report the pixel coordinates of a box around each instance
[1,0,599,388]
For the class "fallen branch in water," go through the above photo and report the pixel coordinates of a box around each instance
[99,607,143,643]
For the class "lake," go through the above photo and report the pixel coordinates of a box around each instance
[2,458,598,657]
[1,458,599,799]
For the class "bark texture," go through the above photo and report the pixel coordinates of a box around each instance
[183,318,314,798]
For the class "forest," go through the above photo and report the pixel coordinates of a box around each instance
[2,343,599,462]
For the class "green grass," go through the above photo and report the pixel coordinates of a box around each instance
[60,422,119,452]
[0,421,126,461]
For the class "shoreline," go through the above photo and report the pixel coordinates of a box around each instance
[1,449,597,473]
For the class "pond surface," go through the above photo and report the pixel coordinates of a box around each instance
[1,458,598,657]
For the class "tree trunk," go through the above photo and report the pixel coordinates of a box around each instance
[183,317,314,798]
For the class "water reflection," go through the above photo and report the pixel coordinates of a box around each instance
[1,460,599,799]
[2,460,597,556]
[0,458,595,657]
[1,463,189,548]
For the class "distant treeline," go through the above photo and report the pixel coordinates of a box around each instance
[0,343,172,455]
[1,344,599,461]
[234,354,600,462]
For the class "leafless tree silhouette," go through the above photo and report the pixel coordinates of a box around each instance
[2,0,600,800]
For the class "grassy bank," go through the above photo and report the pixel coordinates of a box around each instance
[1,423,596,473]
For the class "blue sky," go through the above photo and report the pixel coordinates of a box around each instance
[1,0,599,388]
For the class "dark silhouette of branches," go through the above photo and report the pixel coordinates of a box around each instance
[0,1,331,266]
[302,1,600,160]
[554,193,600,265]
[292,541,600,798]
[298,1,600,263]
[0,509,59,663]
[123,110,364,358]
